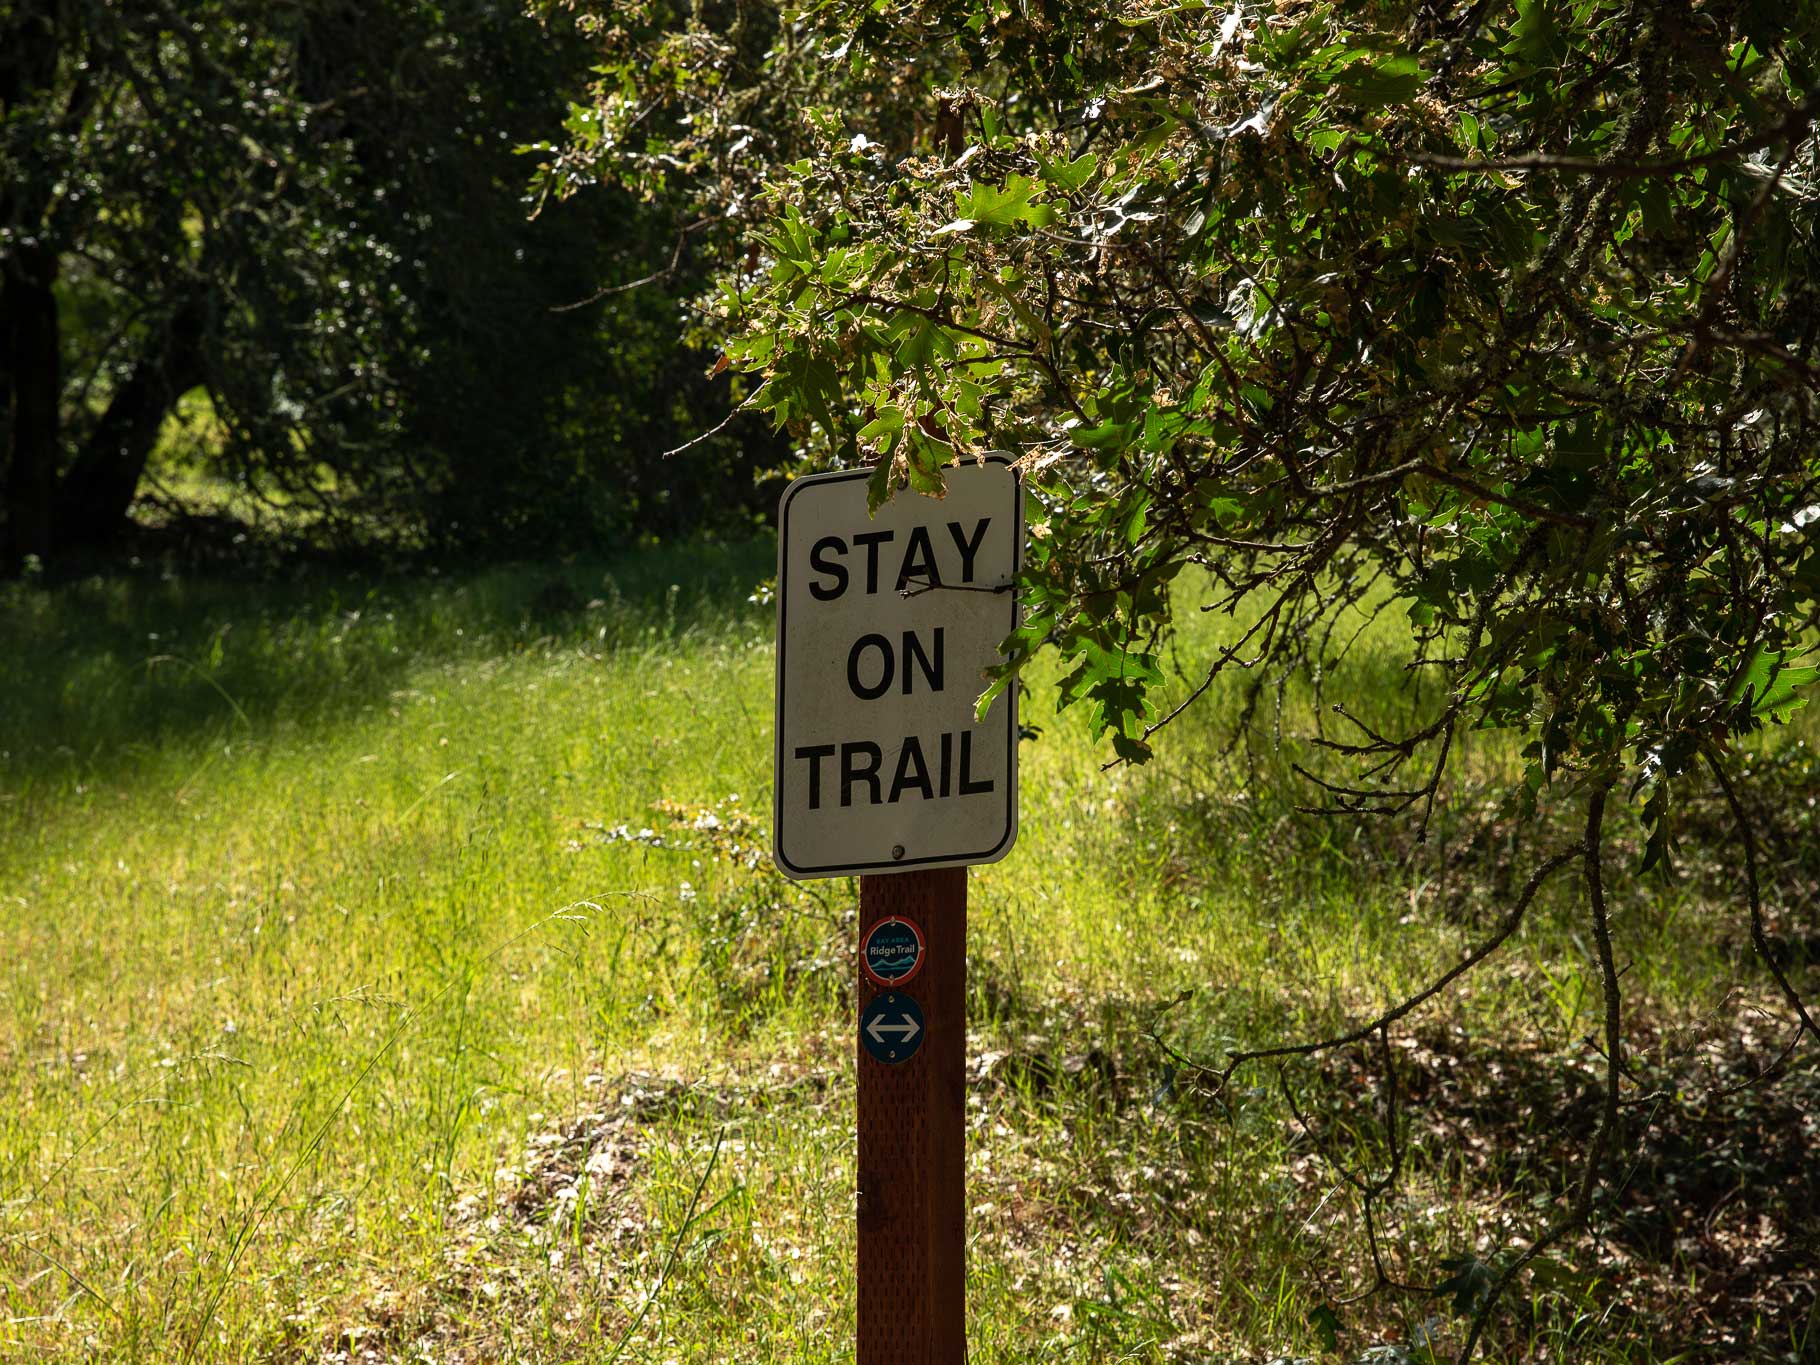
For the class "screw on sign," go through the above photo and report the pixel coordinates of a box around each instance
[773,459,1020,1365]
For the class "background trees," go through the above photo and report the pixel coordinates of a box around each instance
[0,0,774,572]
[547,0,1820,1350]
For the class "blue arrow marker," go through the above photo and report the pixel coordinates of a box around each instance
[865,1013,920,1045]
[860,993,926,1065]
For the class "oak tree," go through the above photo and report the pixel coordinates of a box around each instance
[550,0,1820,1352]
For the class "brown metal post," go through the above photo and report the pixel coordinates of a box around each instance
[857,867,966,1365]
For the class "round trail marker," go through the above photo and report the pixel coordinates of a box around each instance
[860,992,926,1065]
[861,916,925,987]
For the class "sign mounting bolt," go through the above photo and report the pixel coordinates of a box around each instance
[892,844,906,860]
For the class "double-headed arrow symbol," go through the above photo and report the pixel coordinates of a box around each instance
[865,1012,921,1046]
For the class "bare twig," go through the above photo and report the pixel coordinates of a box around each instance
[1457,784,1623,1364]
[553,217,712,311]
[1402,94,1819,179]
[1148,845,1583,1091]
[661,397,758,459]
[1704,748,1820,1045]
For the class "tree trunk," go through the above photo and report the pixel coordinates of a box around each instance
[52,301,207,553]
[1,2,73,575]
[0,246,62,572]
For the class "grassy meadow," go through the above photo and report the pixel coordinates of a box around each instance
[0,541,1814,1363]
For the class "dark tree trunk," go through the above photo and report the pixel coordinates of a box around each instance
[0,246,62,572]
[0,282,11,570]
[1,5,70,574]
[52,300,207,552]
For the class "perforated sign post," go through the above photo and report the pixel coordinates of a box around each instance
[774,456,1021,1365]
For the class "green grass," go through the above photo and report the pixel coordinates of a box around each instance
[0,542,1812,1363]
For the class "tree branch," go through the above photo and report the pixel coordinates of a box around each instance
[1704,748,1820,1045]
[1149,845,1583,1090]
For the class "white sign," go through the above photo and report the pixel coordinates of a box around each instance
[773,457,1021,879]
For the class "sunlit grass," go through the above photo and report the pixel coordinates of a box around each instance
[0,543,1808,1362]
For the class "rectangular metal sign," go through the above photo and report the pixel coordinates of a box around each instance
[773,457,1020,879]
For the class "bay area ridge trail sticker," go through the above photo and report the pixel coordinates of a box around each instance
[772,456,1021,879]
[861,916,925,987]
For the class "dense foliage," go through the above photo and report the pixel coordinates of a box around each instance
[0,0,772,570]
[549,0,1820,1349]
[554,0,1819,817]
